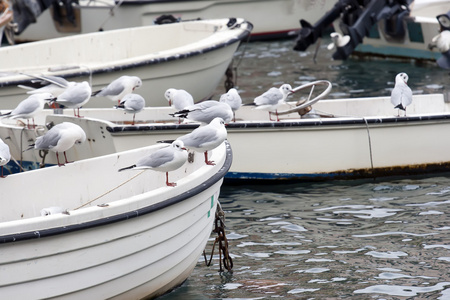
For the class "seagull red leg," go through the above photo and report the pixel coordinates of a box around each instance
[64,151,73,164]
[204,151,215,165]
[56,152,65,167]
[166,172,177,187]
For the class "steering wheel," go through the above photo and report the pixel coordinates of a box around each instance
[277,80,332,115]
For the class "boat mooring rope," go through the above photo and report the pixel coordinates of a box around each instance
[74,170,146,210]
[203,202,233,272]
[363,117,375,175]
[225,22,252,90]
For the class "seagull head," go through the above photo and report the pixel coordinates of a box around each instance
[133,77,143,90]
[396,72,409,85]
[280,84,294,95]
[164,88,174,106]
[172,140,187,151]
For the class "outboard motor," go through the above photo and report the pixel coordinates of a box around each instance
[293,0,413,60]
[429,11,450,69]
[11,0,79,35]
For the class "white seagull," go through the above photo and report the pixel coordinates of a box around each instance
[177,117,227,165]
[254,83,293,121]
[0,138,11,177]
[114,93,145,125]
[1,92,54,128]
[50,81,92,118]
[28,122,87,166]
[18,74,75,97]
[118,140,188,187]
[220,88,242,121]
[93,76,142,105]
[164,88,195,110]
[390,72,412,116]
[170,100,233,124]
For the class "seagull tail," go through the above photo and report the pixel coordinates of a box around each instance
[118,164,136,172]
[23,144,35,152]
[157,140,175,144]
[17,84,36,91]
[91,89,102,97]
[169,109,189,118]
[0,111,12,117]
[47,96,58,104]
[243,102,257,107]
[394,104,406,111]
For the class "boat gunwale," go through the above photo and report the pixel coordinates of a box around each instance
[105,113,450,133]
[0,141,233,244]
[0,19,253,87]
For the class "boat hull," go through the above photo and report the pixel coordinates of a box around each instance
[12,0,335,42]
[2,94,450,181]
[352,16,443,61]
[0,18,252,109]
[0,142,232,298]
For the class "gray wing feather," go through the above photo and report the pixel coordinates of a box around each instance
[179,127,215,148]
[136,147,174,168]
[98,82,125,97]
[254,88,281,105]
[35,130,62,149]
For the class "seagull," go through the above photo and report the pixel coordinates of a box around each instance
[118,140,188,187]
[18,74,75,97]
[254,83,293,121]
[114,93,145,125]
[0,92,54,128]
[390,72,412,116]
[49,81,92,118]
[92,76,142,105]
[219,88,242,121]
[0,138,11,177]
[164,88,195,110]
[170,100,233,124]
[27,122,86,166]
[177,117,227,165]
[327,32,351,50]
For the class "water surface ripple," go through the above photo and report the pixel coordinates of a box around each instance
[161,39,449,299]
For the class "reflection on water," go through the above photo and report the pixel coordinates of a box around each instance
[161,39,449,299]
[161,176,450,299]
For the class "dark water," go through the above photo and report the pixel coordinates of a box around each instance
[161,39,450,299]
[214,38,449,102]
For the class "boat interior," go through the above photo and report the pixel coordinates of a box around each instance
[0,142,225,227]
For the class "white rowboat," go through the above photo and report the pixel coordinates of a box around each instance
[9,0,334,42]
[2,81,450,181]
[0,140,232,298]
[0,18,252,109]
